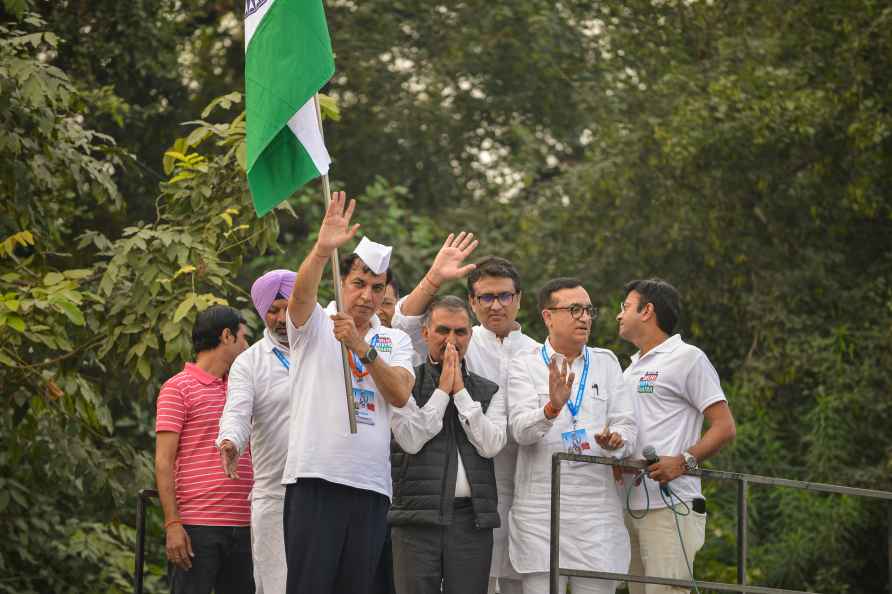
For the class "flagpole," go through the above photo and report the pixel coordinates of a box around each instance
[314,93,358,435]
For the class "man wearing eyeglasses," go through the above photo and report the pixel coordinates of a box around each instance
[392,233,539,594]
[617,278,736,594]
[508,277,636,594]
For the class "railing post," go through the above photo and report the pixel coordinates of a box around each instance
[134,490,148,594]
[550,454,562,594]
[737,479,749,591]
[887,502,892,594]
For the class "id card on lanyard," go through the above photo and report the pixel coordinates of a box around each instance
[541,345,593,453]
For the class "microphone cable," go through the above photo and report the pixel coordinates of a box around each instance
[624,467,701,594]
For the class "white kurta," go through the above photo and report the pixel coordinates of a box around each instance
[392,298,539,579]
[507,340,637,575]
[216,329,292,594]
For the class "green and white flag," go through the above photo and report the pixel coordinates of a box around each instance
[244,0,334,216]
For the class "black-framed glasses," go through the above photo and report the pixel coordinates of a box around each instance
[547,304,597,320]
[475,292,516,306]
[620,300,646,313]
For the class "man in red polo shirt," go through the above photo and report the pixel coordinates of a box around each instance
[155,305,254,594]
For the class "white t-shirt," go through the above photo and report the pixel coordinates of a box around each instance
[622,334,726,510]
[282,302,415,499]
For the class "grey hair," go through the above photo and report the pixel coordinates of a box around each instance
[421,295,473,327]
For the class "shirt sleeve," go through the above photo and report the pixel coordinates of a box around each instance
[602,353,637,459]
[685,351,727,413]
[387,328,418,379]
[391,297,428,362]
[215,352,254,454]
[390,390,450,454]
[155,380,185,433]
[454,387,507,459]
[286,302,325,351]
[507,356,554,446]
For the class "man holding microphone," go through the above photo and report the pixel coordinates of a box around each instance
[617,278,736,594]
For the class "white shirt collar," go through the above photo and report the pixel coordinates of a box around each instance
[474,322,526,344]
[630,333,682,363]
[261,328,289,353]
[542,337,587,362]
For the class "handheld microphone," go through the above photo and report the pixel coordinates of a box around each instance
[642,445,659,465]
[642,445,670,495]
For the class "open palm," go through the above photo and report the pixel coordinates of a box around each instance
[317,191,360,254]
[430,232,479,283]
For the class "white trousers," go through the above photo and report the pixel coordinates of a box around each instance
[251,496,286,594]
[488,576,523,594]
[625,507,707,594]
[521,572,615,594]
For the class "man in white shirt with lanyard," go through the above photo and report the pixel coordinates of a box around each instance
[508,277,637,594]
[217,269,296,594]
[392,233,539,594]
[617,278,736,594]
[282,192,416,594]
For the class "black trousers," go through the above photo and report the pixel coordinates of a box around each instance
[372,526,397,594]
[391,500,494,594]
[167,525,254,594]
[284,478,389,594]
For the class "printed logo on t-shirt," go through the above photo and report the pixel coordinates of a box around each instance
[638,371,659,394]
[372,335,393,352]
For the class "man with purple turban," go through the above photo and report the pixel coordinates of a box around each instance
[216,269,296,593]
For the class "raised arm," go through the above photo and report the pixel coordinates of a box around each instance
[288,191,360,329]
[399,232,479,316]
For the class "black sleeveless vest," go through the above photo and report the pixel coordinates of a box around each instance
[389,360,501,529]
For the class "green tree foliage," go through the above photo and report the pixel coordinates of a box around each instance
[0,15,278,591]
[2,1,891,592]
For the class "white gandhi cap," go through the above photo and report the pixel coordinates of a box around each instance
[353,236,392,275]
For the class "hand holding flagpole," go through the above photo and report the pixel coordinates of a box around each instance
[314,95,358,434]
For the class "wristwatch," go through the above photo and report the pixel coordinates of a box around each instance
[682,451,699,472]
[360,345,378,365]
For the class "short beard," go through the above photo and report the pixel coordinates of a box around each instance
[272,327,288,345]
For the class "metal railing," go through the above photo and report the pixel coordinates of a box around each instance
[134,488,158,594]
[135,461,892,594]
[549,453,892,594]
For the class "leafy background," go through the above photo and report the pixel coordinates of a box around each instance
[1,0,890,592]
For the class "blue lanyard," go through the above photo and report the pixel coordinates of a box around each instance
[350,334,379,374]
[272,348,290,371]
[540,345,590,420]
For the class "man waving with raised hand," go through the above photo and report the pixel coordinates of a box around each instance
[282,191,415,594]
[508,278,636,594]
[393,233,539,594]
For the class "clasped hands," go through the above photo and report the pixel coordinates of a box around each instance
[437,343,465,396]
